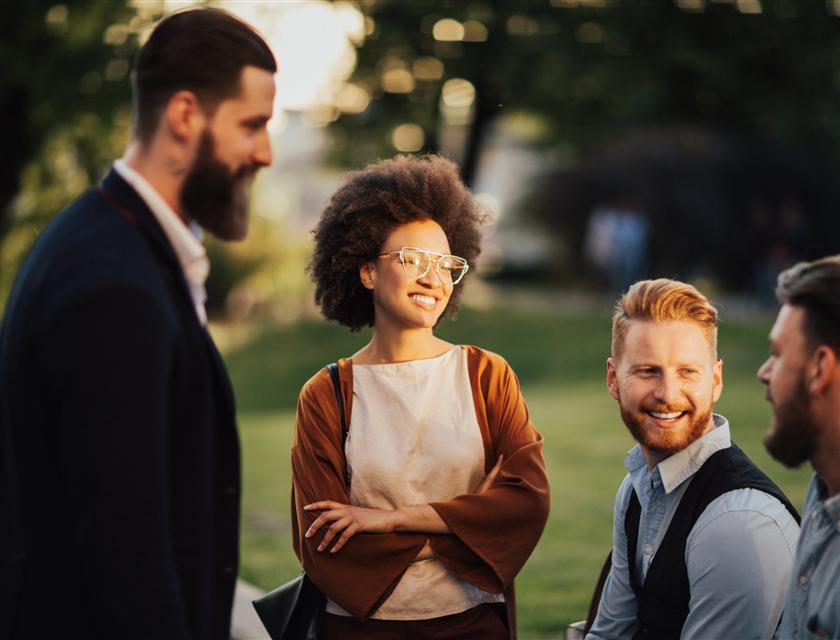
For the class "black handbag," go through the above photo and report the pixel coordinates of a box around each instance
[252,571,324,640]
[252,362,348,640]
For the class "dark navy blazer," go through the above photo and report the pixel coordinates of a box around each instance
[0,169,240,639]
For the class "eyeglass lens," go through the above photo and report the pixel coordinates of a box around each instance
[401,249,467,284]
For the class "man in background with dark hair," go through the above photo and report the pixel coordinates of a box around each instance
[759,256,840,640]
[0,8,275,638]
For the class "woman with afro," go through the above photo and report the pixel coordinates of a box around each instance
[291,154,549,639]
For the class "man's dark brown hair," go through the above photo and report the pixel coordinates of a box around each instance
[132,8,276,142]
[309,154,486,331]
[776,254,840,354]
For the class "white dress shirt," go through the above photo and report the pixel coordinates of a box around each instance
[113,159,210,325]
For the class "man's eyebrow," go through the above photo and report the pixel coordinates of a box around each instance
[629,362,705,369]
[242,114,270,125]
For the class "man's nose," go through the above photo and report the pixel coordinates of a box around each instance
[252,130,273,167]
[654,373,681,406]
[756,357,772,384]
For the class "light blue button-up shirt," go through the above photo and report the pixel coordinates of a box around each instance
[587,415,800,640]
[776,473,840,640]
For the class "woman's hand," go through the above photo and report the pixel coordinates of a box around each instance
[303,501,397,553]
[302,456,506,555]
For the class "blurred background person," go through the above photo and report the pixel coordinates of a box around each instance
[584,200,649,295]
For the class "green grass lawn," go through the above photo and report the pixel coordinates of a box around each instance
[222,305,812,639]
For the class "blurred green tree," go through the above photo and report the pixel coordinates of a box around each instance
[0,1,269,316]
[0,1,147,308]
[333,0,840,180]
[330,0,840,289]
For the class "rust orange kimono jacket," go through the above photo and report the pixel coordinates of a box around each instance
[291,346,550,639]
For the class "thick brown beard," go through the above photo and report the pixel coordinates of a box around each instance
[180,129,255,241]
[618,395,712,457]
[763,375,818,468]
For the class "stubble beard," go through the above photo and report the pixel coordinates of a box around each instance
[763,375,819,468]
[618,392,713,457]
[180,129,256,241]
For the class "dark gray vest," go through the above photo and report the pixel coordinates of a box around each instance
[624,443,799,640]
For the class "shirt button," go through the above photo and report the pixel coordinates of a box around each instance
[799,575,809,585]
[644,545,653,555]
[224,486,237,496]
[811,510,819,520]
[223,566,235,576]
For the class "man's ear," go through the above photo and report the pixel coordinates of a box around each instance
[607,357,620,401]
[359,262,375,290]
[808,346,837,396]
[712,357,724,403]
[162,90,205,142]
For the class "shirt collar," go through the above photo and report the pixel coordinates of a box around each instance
[815,476,840,524]
[113,159,209,288]
[624,414,731,494]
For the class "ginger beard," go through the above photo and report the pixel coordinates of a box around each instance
[617,389,713,457]
[763,373,820,468]
[181,129,257,241]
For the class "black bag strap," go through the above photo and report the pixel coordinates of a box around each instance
[252,363,347,639]
[326,362,350,486]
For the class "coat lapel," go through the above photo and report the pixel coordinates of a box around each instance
[99,169,198,321]
[101,167,237,430]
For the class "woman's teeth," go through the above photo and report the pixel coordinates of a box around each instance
[410,294,436,306]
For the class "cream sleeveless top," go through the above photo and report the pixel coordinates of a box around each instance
[325,346,505,620]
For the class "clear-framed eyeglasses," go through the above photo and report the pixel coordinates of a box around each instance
[377,246,470,285]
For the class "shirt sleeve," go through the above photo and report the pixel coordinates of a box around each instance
[291,371,427,621]
[43,286,191,638]
[586,474,640,640]
[427,351,550,593]
[682,489,799,640]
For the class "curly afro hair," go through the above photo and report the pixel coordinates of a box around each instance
[308,154,486,331]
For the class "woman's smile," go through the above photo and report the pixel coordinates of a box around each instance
[410,293,437,308]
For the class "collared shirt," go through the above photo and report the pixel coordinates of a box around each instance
[113,159,210,325]
[587,415,800,640]
[776,473,840,640]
